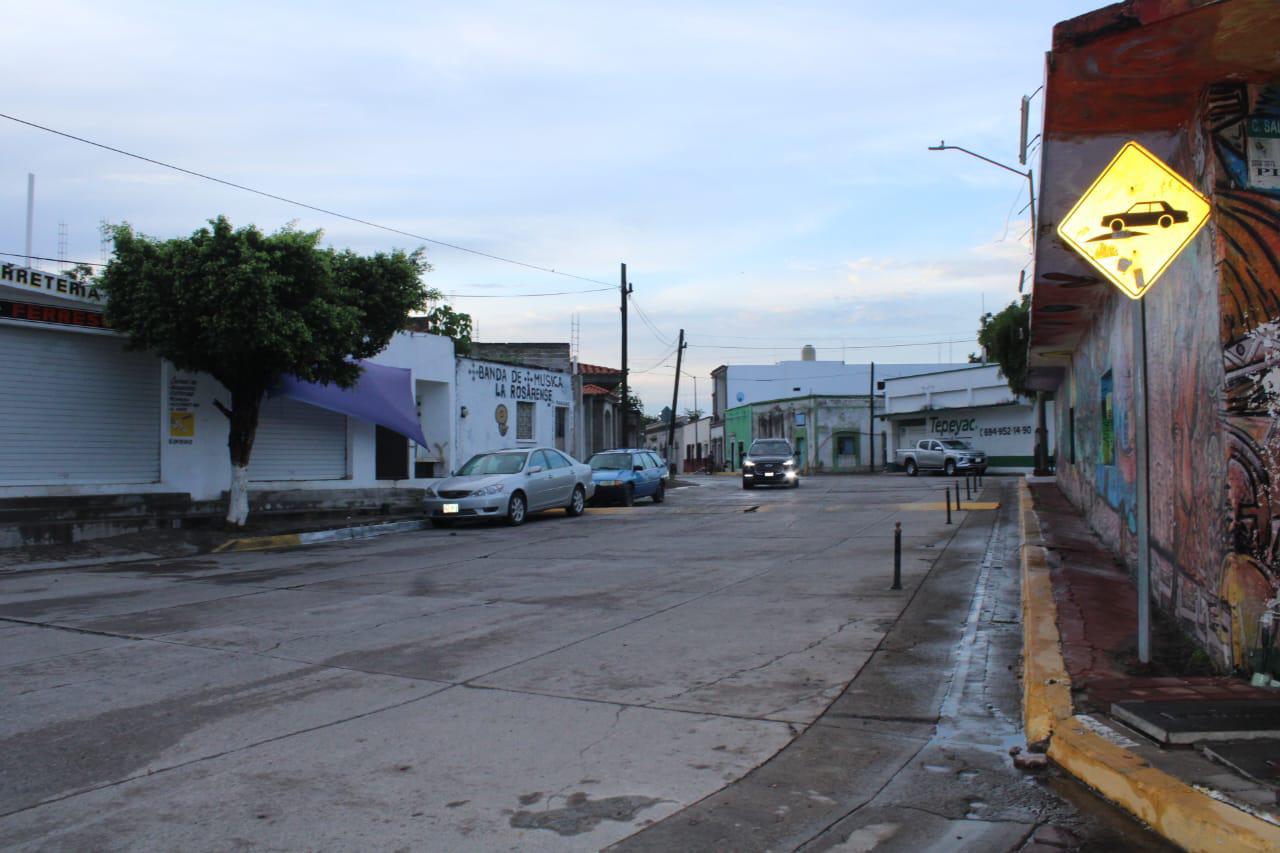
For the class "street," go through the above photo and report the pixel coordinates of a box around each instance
[1,475,1160,851]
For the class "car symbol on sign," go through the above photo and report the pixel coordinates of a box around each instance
[1100,201,1189,232]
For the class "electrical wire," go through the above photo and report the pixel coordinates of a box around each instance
[628,295,674,347]
[0,111,614,289]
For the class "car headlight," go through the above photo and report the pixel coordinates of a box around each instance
[743,460,755,468]
[783,459,795,468]
[424,487,437,498]
[469,484,506,497]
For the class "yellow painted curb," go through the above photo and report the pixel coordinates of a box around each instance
[1050,718,1280,851]
[1018,479,1280,850]
[213,532,303,553]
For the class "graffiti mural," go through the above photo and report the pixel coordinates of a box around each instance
[1209,82,1280,666]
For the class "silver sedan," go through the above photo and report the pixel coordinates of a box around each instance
[424,447,596,527]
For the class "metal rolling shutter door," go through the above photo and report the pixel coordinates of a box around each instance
[249,397,347,481]
[0,325,160,484]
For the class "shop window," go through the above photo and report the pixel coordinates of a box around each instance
[1099,372,1114,465]
[517,401,535,441]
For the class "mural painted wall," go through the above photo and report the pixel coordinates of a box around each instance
[1056,82,1280,670]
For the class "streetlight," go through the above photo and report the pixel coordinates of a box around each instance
[927,141,1036,238]
[929,140,1048,475]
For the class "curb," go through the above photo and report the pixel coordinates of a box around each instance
[214,519,427,553]
[1017,480,1280,851]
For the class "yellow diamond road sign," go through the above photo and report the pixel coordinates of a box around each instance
[1057,141,1211,299]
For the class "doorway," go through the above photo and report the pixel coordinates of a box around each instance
[375,426,409,480]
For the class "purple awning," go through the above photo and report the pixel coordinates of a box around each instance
[273,360,427,446]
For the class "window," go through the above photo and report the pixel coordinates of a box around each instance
[554,406,566,440]
[517,401,535,441]
[1099,372,1114,465]
[546,449,571,469]
[1069,407,1076,465]
[836,434,857,457]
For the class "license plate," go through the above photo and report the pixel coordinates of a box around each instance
[764,472,774,477]
[443,503,460,514]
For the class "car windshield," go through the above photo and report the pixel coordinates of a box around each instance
[457,452,526,476]
[940,440,971,450]
[750,440,792,456]
[589,452,632,470]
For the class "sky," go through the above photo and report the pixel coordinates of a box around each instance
[1,1,1103,415]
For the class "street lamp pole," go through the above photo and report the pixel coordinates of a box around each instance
[928,141,1036,239]
[929,141,1048,474]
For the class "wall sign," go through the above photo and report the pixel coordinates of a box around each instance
[168,375,198,445]
[495,404,509,436]
[0,298,109,329]
[1247,115,1280,190]
[0,265,103,304]
[464,360,567,403]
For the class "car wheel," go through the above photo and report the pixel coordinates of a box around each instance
[429,518,454,529]
[622,484,635,507]
[944,460,957,477]
[1158,215,1173,228]
[566,485,586,517]
[506,492,527,526]
[1109,218,1124,232]
[905,459,918,477]
[652,482,665,503]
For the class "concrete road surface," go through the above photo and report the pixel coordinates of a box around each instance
[0,475,1163,851]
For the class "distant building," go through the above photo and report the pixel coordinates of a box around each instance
[881,364,1048,473]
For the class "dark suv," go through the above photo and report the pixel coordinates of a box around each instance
[742,439,799,489]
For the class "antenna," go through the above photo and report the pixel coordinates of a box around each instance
[99,218,111,264]
[58,221,68,271]
[1019,95,1030,165]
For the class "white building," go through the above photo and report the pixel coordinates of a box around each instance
[881,364,1053,473]
[712,358,953,416]
[0,262,458,502]
[454,356,575,470]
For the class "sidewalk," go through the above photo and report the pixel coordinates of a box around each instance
[1020,479,1280,851]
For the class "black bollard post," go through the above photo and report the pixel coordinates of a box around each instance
[945,486,952,524]
[892,521,902,590]
[955,479,962,511]
[965,475,972,500]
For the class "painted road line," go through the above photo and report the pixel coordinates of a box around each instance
[1018,479,1280,851]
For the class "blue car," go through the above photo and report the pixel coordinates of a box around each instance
[587,449,668,506]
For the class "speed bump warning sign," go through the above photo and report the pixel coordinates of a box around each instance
[1056,141,1211,299]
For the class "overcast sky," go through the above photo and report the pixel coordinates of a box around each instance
[2,1,1100,414]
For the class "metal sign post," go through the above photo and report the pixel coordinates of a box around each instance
[1133,297,1152,663]
[1057,140,1211,665]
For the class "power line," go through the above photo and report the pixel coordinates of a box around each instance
[0,247,614,297]
[0,111,614,288]
[628,295,674,347]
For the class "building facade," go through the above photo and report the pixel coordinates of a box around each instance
[1026,0,1280,670]
[454,356,575,470]
[882,365,1049,473]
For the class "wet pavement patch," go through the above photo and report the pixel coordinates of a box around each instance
[509,792,663,836]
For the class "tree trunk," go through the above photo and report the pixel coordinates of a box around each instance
[225,383,265,526]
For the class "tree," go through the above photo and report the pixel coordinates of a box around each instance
[98,216,428,526]
[975,295,1031,396]
[683,408,705,420]
[419,290,473,354]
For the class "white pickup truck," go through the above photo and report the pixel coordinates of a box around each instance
[895,439,987,477]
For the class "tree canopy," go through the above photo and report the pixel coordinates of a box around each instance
[98,215,429,524]
[975,295,1031,397]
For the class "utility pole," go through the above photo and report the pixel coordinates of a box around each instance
[869,361,876,473]
[620,263,632,448]
[667,330,686,466]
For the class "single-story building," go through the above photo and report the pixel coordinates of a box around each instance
[881,364,1051,473]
